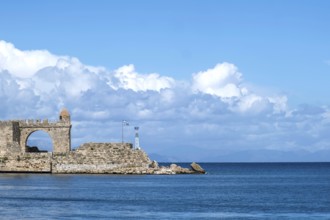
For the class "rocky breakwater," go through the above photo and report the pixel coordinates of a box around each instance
[52,142,151,174]
[145,160,206,175]
[52,142,206,175]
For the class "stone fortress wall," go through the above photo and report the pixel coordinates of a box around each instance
[0,121,21,154]
[0,142,151,174]
[52,143,151,174]
[0,109,204,174]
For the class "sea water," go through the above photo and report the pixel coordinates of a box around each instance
[0,163,329,219]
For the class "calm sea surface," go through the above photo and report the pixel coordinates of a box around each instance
[0,163,329,219]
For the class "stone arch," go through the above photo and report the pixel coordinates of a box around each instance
[19,121,71,154]
[21,128,54,152]
[25,130,54,152]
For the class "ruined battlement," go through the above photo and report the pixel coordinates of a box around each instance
[0,121,19,127]
[18,119,70,128]
[0,119,70,127]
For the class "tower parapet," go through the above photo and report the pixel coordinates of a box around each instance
[59,108,70,122]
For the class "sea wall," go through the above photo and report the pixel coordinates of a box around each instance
[52,143,151,174]
[0,142,204,174]
[0,143,151,174]
[0,153,52,173]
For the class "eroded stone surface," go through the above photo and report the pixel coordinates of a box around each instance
[52,143,151,174]
[0,152,52,173]
[150,160,159,169]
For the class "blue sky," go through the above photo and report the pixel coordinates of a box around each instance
[2,0,330,104]
[1,1,330,161]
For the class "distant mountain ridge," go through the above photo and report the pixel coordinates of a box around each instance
[150,149,330,163]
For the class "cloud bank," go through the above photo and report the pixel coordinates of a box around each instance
[1,40,330,162]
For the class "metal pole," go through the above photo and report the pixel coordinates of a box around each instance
[134,126,139,149]
[122,120,124,144]
[122,120,129,144]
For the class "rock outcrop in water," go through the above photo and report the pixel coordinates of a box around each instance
[190,162,206,174]
[152,163,194,175]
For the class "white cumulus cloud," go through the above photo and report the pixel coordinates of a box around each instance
[192,62,287,113]
[192,62,243,98]
[1,40,329,162]
[0,40,61,78]
[112,64,175,92]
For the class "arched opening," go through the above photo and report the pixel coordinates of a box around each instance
[26,130,53,153]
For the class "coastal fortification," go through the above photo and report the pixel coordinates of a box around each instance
[0,109,71,155]
[0,109,203,174]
